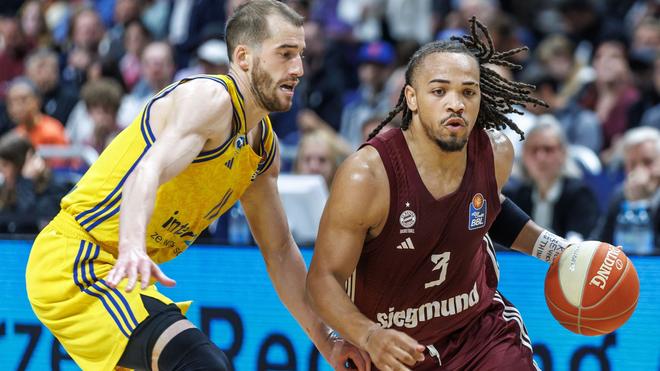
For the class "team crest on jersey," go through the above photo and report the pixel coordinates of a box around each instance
[468,193,487,230]
[399,202,416,233]
[235,135,247,150]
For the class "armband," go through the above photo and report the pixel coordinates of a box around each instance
[489,198,531,248]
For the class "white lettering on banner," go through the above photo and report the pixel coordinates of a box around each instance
[375,282,480,329]
[589,246,622,290]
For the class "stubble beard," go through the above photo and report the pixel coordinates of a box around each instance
[250,59,290,112]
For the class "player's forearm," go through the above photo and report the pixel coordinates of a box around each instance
[307,270,377,350]
[510,220,544,255]
[263,240,332,354]
[118,164,160,251]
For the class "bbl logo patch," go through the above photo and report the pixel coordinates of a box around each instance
[468,193,487,230]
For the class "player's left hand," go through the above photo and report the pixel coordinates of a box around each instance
[326,333,371,370]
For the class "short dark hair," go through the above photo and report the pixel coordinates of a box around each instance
[225,0,304,62]
[0,132,32,170]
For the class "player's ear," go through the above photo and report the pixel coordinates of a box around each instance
[234,45,250,71]
[405,85,417,112]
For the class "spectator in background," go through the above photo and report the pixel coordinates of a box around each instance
[297,19,346,131]
[505,116,600,242]
[578,38,640,156]
[630,50,660,130]
[24,48,78,124]
[6,78,68,148]
[167,0,225,68]
[534,34,593,110]
[294,129,350,187]
[174,39,229,81]
[340,40,395,149]
[61,8,106,88]
[525,72,602,153]
[19,0,51,49]
[557,0,623,59]
[117,41,175,128]
[119,19,151,91]
[0,133,68,233]
[628,17,660,91]
[67,78,123,153]
[594,126,660,253]
[100,0,144,63]
[0,16,28,93]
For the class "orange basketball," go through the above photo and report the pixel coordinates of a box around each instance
[544,241,639,336]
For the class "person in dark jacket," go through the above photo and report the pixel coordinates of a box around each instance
[0,132,68,233]
[505,115,600,241]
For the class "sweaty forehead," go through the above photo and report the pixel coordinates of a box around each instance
[414,52,479,84]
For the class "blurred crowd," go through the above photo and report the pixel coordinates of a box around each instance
[0,0,658,253]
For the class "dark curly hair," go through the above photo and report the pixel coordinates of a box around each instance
[369,17,547,141]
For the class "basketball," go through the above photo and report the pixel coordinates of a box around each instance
[544,241,640,336]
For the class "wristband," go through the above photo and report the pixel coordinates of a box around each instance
[532,230,569,263]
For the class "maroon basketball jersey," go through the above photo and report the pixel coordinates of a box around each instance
[349,128,502,344]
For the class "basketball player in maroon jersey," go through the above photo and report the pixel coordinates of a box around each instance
[307,18,578,370]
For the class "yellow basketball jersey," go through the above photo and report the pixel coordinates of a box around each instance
[61,75,277,263]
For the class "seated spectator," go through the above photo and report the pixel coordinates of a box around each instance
[174,39,229,81]
[525,72,603,153]
[119,19,151,92]
[117,41,175,128]
[632,52,660,130]
[593,126,660,253]
[577,38,640,156]
[6,77,68,147]
[24,48,78,124]
[293,129,350,187]
[67,78,123,153]
[0,16,28,95]
[0,133,69,233]
[504,115,600,241]
[340,40,395,149]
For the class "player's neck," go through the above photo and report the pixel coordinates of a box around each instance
[228,67,269,132]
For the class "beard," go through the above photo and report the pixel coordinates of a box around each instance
[424,113,469,152]
[250,58,291,112]
[434,136,468,152]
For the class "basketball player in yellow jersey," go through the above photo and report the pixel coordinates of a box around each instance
[25,1,368,370]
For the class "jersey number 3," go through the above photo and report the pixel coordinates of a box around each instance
[424,252,450,289]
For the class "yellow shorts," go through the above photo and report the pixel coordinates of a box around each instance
[25,211,189,371]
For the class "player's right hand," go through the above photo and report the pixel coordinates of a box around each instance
[106,248,176,292]
[363,327,425,371]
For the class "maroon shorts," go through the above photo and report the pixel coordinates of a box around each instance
[412,291,539,371]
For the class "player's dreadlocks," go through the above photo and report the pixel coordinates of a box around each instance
[369,17,547,140]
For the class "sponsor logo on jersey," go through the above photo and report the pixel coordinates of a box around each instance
[468,193,487,230]
[153,210,198,251]
[375,282,480,329]
[396,237,415,250]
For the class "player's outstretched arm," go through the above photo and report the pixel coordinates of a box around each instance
[240,147,369,370]
[307,148,425,371]
[107,80,234,291]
